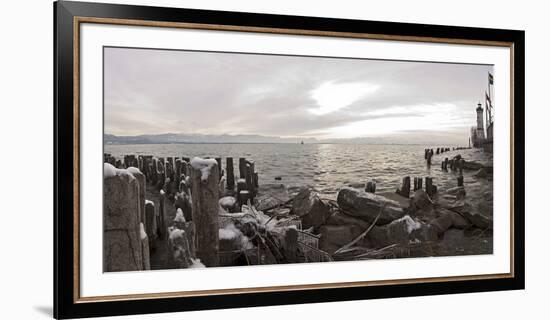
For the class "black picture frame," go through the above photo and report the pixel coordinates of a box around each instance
[54,1,525,318]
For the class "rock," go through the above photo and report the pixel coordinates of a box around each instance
[378,192,410,209]
[254,194,286,212]
[291,189,330,229]
[319,224,363,254]
[474,168,488,178]
[463,161,483,170]
[103,167,144,271]
[462,211,493,229]
[410,189,433,210]
[326,211,371,230]
[447,202,493,229]
[429,213,454,234]
[337,188,406,225]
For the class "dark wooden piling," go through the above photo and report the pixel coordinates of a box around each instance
[175,159,182,185]
[215,157,222,177]
[190,161,220,267]
[365,180,376,193]
[239,158,246,179]
[425,177,435,197]
[457,175,464,187]
[436,147,440,155]
[158,192,166,240]
[226,157,235,190]
[398,176,411,198]
[145,201,156,249]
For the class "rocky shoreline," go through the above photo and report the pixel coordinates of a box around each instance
[102,149,493,272]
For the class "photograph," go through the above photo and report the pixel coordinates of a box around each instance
[102,46,495,272]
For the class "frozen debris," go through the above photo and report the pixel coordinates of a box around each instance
[168,226,185,240]
[189,258,205,268]
[190,157,218,181]
[174,208,186,223]
[103,163,135,180]
[390,215,421,234]
[139,223,147,240]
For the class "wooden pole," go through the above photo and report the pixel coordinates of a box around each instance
[226,157,235,190]
[239,158,246,179]
[190,161,220,267]
[399,176,411,198]
[457,175,464,187]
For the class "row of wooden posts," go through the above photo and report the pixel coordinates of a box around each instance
[104,153,261,268]
[105,153,259,198]
[396,176,438,198]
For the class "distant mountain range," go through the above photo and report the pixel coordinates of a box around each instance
[104,133,319,144]
[104,132,466,146]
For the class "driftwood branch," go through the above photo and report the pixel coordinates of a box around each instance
[333,204,386,255]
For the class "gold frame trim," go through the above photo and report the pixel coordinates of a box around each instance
[72,16,516,304]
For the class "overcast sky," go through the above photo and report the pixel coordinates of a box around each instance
[104,47,493,144]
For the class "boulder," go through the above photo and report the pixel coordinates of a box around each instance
[326,211,371,230]
[410,189,433,211]
[254,194,287,212]
[291,189,330,229]
[319,224,363,254]
[337,188,405,225]
[447,202,493,229]
[463,161,483,170]
[474,168,488,178]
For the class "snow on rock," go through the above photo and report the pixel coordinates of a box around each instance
[219,196,237,208]
[390,215,421,234]
[160,189,165,196]
[126,166,142,175]
[104,163,135,180]
[145,200,155,207]
[168,226,185,240]
[139,223,147,240]
[190,157,218,181]
[189,258,206,268]
[174,208,186,223]
[219,223,241,240]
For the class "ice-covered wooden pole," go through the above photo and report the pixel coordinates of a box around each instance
[190,157,220,267]
[103,163,144,271]
[127,167,146,225]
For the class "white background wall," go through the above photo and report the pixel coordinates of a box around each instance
[0,0,546,319]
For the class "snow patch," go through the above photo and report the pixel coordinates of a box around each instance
[127,166,142,175]
[391,215,422,233]
[174,208,186,223]
[139,223,147,240]
[145,200,155,207]
[219,196,237,208]
[219,223,241,240]
[189,258,205,268]
[160,189,165,195]
[104,163,135,180]
[168,227,185,240]
[190,157,218,181]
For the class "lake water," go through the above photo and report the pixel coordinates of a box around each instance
[105,143,493,207]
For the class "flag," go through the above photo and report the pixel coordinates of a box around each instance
[488,72,494,85]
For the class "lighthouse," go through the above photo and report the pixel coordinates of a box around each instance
[476,102,485,145]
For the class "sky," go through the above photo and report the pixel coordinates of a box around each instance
[104,47,493,144]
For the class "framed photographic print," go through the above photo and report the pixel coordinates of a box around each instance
[54,0,525,318]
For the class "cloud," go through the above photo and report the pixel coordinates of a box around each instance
[104,47,493,144]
